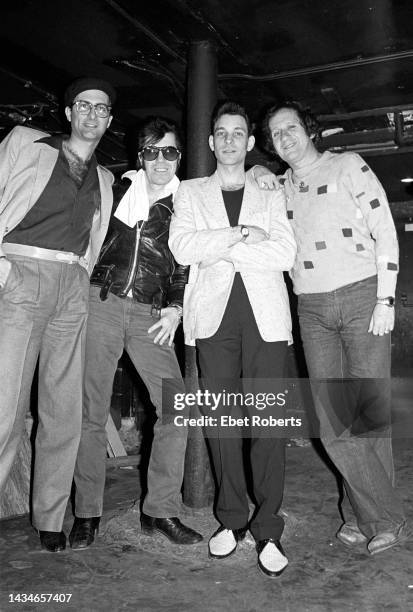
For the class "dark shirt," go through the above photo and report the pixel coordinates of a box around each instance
[222,187,245,291]
[222,187,244,227]
[6,136,100,255]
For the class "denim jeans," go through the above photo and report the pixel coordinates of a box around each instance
[74,286,187,518]
[0,255,89,531]
[298,275,405,537]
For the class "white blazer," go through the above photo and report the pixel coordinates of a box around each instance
[169,171,296,344]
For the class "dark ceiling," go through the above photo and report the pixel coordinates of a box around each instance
[1,0,413,207]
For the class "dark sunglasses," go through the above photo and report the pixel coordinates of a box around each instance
[140,146,181,162]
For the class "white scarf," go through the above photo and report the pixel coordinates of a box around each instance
[114,169,180,227]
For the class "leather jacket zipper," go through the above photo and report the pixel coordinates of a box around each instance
[122,220,144,295]
[120,201,172,296]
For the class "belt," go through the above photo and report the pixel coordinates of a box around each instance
[2,243,80,264]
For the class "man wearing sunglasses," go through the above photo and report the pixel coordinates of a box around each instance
[0,77,115,552]
[70,116,203,549]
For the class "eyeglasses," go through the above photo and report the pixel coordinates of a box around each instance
[140,146,181,162]
[72,100,112,118]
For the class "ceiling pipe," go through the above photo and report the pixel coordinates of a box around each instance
[104,0,186,65]
[319,105,413,122]
[219,49,413,81]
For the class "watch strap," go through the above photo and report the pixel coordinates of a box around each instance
[376,296,395,307]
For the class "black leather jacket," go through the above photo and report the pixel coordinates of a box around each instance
[90,179,188,309]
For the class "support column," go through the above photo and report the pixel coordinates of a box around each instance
[186,40,218,178]
[182,40,217,508]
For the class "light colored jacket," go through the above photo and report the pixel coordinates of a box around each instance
[169,171,296,344]
[0,126,114,274]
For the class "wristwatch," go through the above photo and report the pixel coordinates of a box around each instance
[376,296,395,307]
[240,225,249,241]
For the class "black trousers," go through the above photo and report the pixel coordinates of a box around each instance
[197,275,288,541]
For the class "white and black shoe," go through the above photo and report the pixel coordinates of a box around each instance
[208,525,247,559]
[257,538,288,577]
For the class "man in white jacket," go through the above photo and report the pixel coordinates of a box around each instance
[169,101,296,578]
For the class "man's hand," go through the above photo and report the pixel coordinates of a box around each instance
[368,303,395,336]
[243,225,269,244]
[199,247,234,269]
[199,226,269,268]
[0,257,12,289]
[148,306,181,346]
[252,165,280,190]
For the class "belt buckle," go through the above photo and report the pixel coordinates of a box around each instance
[151,304,162,318]
[55,251,77,264]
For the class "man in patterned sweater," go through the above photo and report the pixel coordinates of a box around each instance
[255,101,408,555]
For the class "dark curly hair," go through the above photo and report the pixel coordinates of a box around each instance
[261,101,321,154]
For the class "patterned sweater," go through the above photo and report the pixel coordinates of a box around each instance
[281,151,398,297]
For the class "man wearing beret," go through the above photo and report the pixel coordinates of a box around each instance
[0,76,115,552]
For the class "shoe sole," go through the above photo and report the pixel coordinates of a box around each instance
[69,540,96,551]
[41,546,66,553]
[257,559,288,578]
[208,543,238,560]
[39,534,66,553]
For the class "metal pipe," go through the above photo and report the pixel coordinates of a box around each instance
[104,0,186,65]
[219,49,413,82]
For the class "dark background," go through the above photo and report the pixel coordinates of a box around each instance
[1,0,412,367]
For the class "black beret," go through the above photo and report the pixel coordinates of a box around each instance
[64,77,117,107]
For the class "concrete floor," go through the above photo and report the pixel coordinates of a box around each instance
[1,375,412,612]
[1,435,412,612]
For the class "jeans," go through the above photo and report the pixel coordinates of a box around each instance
[74,286,188,518]
[298,275,405,537]
[0,255,89,531]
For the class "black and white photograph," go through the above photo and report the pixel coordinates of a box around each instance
[0,1,412,611]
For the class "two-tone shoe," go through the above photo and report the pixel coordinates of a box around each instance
[208,525,247,559]
[256,538,288,578]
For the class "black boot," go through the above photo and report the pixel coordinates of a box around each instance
[141,514,203,545]
[69,517,100,550]
[39,530,66,552]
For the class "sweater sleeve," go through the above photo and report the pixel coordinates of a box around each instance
[343,153,398,297]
